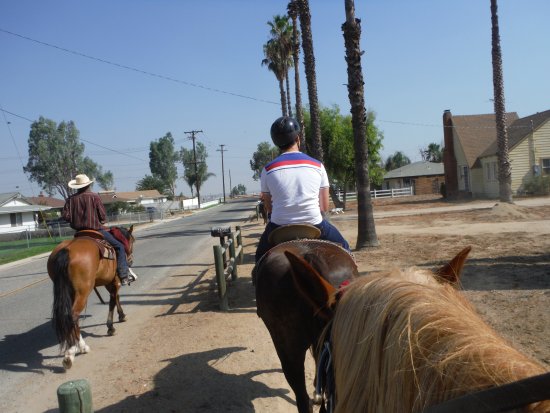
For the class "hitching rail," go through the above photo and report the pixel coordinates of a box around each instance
[211,225,244,311]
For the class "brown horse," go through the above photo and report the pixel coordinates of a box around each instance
[254,239,358,413]
[287,247,550,413]
[47,225,135,369]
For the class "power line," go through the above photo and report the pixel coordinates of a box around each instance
[0,108,146,161]
[0,27,279,106]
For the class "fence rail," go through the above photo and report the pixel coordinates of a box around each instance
[211,226,244,311]
[338,186,413,201]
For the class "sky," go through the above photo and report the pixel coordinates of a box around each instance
[1,1,549,200]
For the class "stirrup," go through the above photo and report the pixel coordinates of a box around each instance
[128,268,138,282]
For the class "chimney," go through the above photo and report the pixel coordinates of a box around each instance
[443,110,458,198]
[39,192,44,197]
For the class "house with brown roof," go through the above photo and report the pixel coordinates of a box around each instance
[383,161,444,195]
[0,192,51,233]
[442,109,550,198]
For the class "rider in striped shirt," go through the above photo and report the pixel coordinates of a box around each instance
[255,117,350,263]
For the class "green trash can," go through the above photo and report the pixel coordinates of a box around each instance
[57,379,93,413]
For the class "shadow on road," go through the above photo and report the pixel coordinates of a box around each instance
[96,347,293,413]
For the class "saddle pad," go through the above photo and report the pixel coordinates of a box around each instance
[74,232,116,260]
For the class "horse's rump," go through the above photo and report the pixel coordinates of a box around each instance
[330,271,548,413]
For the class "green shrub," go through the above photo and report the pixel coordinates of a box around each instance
[523,175,550,195]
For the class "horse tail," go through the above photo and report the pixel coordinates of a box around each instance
[51,248,78,351]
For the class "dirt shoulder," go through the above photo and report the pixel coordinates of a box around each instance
[22,195,550,412]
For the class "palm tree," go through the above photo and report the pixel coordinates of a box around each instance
[342,0,379,248]
[490,0,513,203]
[262,40,288,116]
[297,0,323,161]
[265,15,294,117]
[420,143,442,162]
[287,1,305,148]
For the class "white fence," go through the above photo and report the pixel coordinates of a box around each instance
[338,187,413,201]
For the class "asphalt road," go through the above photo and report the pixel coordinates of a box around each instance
[0,197,257,412]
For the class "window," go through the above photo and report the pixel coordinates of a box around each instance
[542,159,550,175]
[10,213,23,227]
[485,161,498,181]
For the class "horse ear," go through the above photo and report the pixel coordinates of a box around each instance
[128,225,134,234]
[435,246,471,286]
[284,251,336,319]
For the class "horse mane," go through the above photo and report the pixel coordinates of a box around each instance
[330,268,547,413]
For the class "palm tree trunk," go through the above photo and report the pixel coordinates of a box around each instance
[490,0,513,203]
[343,0,379,248]
[288,1,305,150]
[285,69,293,117]
[279,79,288,117]
[297,0,323,162]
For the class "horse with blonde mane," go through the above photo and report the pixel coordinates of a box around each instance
[285,247,550,413]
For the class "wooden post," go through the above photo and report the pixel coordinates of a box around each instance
[213,244,229,311]
[57,379,93,413]
[229,233,237,280]
[236,226,243,264]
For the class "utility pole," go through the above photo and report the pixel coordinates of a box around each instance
[229,169,232,198]
[217,144,227,203]
[184,130,203,209]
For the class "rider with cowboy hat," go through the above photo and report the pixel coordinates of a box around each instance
[62,174,136,285]
[255,116,350,263]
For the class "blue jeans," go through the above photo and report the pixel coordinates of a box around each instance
[100,229,129,276]
[255,219,351,263]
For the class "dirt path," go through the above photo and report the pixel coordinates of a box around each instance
[17,196,550,412]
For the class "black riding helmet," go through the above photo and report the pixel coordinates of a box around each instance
[270,116,301,148]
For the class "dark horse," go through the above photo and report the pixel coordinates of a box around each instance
[254,239,358,413]
[47,225,135,369]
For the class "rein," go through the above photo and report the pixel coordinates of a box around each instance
[423,371,550,413]
[314,280,351,413]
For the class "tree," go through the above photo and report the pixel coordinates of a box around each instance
[24,117,113,199]
[149,133,178,198]
[420,143,442,162]
[297,0,323,161]
[250,142,279,180]
[267,15,294,117]
[180,142,215,199]
[303,105,384,209]
[136,174,168,194]
[490,0,513,203]
[342,0,379,248]
[231,184,247,197]
[287,1,305,148]
[385,151,411,171]
[262,14,294,119]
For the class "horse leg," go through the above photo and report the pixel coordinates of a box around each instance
[105,283,125,337]
[278,346,311,413]
[266,328,312,413]
[63,294,87,369]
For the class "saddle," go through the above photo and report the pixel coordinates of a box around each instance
[268,224,321,246]
[74,230,116,260]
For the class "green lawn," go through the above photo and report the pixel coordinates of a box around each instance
[0,237,71,265]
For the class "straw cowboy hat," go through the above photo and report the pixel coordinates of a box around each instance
[68,174,94,189]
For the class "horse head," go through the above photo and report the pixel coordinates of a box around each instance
[286,245,472,321]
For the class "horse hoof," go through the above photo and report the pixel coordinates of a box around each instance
[81,345,90,354]
[108,328,116,336]
[63,357,73,370]
[313,393,323,405]
[119,314,127,322]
